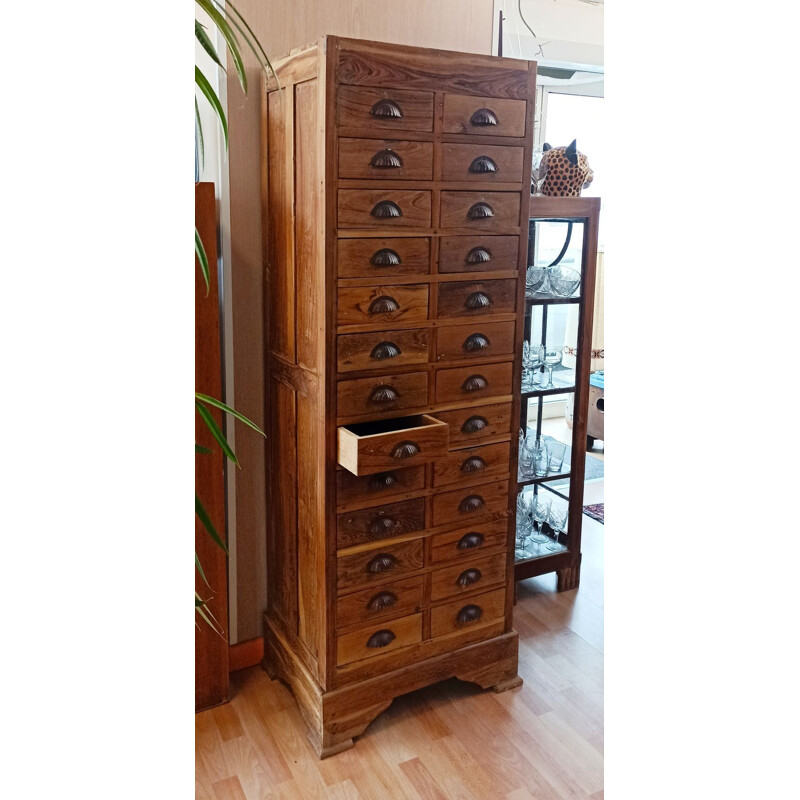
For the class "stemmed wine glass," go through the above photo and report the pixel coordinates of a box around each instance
[531,494,550,544]
[547,504,567,551]
[515,493,534,559]
[529,342,545,387]
[543,346,563,390]
[521,341,533,390]
[531,148,548,197]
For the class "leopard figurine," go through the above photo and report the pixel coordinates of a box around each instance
[538,139,594,197]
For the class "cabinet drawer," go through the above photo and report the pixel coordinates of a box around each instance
[338,414,448,477]
[337,284,429,326]
[338,371,428,418]
[430,587,506,639]
[338,190,432,229]
[432,441,511,489]
[441,143,525,183]
[432,402,512,448]
[442,94,527,138]
[337,612,423,667]
[430,518,508,564]
[337,537,425,590]
[337,497,426,548]
[440,191,521,231]
[438,235,519,274]
[338,86,434,133]
[338,237,431,279]
[437,279,516,320]
[434,361,513,404]
[338,328,430,373]
[337,576,425,630]
[435,322,516,363]
[430,551,507,602]
[339,138,433,181]
[431,481,509,528]
[337,465,426,508]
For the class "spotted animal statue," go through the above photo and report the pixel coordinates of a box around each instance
[539,139,594,197]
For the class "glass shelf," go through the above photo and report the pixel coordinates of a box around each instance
[525,293,581,305]
[521,366,576,396]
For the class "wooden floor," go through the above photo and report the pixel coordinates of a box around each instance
[196,512,604,799]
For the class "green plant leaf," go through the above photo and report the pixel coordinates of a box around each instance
[196,442,213,454]
[195,66,227,149]
[196,0,247,93]
[195,19,224,69]
[196,494,228,553]
[195,392,265,436]
[195,401,238,465]
[195,591,224,635]
[195,98,205,175]
[210,0,276,82]
[196,551,211,587]
[195,227,210,295]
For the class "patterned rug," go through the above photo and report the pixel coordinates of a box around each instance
[583,503,604,524]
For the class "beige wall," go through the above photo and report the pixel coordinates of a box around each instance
[224,1,497,642]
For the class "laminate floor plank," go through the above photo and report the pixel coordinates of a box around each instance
[196,514,605,798]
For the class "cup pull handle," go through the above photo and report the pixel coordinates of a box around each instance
[457,532,484,550]
[368,516,400,535]
[370,385,399,403]
[459,495,485,513]
[466,247,492,264]
[369,296,400,314]
[367,592,398,612]
[464,291,492,310]
[469,155,498,173]
[461,375,488,392]
[463,334,491,352]
[457,568,482,586]
[370,149,404,169]
[370,342,401,360]
[469,108,498,126]
[371,100,403,119]
[456,604,483,625]
[371,200,403,218]
[467,202,495,219]
[370,248,402,266]
[460,456,486,473]
[366,553,397,573]
[392,441,420,459]
[368,472,397,490]
[461,416,488,433]
[366,629,396,647]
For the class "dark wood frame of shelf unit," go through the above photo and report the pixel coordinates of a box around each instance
[514,196,600,590]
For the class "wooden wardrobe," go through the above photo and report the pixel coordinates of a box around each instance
[261,36,536,758]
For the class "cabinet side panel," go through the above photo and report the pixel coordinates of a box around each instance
[268,376,298,634]
[267,88,296,364]
[294,74,327,681]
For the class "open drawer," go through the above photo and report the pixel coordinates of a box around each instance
[338,414,449,476]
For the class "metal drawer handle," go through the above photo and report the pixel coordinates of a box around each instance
[371,200,403,218]
[466,247,492,264]
[456,604,483,625]
[461,375,488,392]
[370,341,402,360]
[467,202,494,219]
[457,532,484,550]
[367,591,398,612]
[461,416,488,433]
[366,553,397,573]
[371,248,402,266]
[370,149,404,169]
[460,456,486,473]
[465,291,492,310]
[368,515,400,535]
[392,441,420,459]
[469,108,498,126]
[457,568,482,586]
[469,156,498,173]
[369,472,397,490]
[367,629,396,648]
[368,295,400,314]
[371,100,403,119]
[370,385,398,403]
[463,333,491,352]
[459,494,485,513]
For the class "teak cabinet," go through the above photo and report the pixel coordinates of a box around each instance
[261,36,536,758]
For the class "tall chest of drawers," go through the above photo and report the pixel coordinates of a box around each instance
[261,36,536,758]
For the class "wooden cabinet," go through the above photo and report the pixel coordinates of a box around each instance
[261,36,535,759]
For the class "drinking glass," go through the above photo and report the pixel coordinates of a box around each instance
[515,493,534,559]
[519,429,535,478]
[521,341,533,391]
[543,346,563,390]
[533,437,549,477]
[529,343,545,386]
[547,441,567,474]
[531,494,550,543]
[531,148,548,197]
[547,505,567,551]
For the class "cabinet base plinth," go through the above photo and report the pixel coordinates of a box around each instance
[556,561,581,592]
[263,615,521,759]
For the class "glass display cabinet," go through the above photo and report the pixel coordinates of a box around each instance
[514,196,601,590]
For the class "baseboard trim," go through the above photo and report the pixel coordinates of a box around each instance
[229,637,264,673]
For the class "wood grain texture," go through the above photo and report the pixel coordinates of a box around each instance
[430,552,507,602]
[430,518,508,564]
[338,138,434,180]
[440,190,521,231]
[336,497,426,548]
[336,575,425,630]
[432,401,513,448]
[434,361,513,404]
[435,320,516,361]
[338,189,432,228]
[436,278,517,319]
[442,94,528,137]
[337,370,429,418]
[336,613,423,667]
[337,283,429,326]
[438,234,519,274]
[337,327,430,373]
[338,236,431,279]
[441,142,525,183]
[196,182,229,711]
[430,586,506,637]
[431,480,509,528]
[337,536,426,590]
[432,440,512,488]
[337,85,435,132]
[336,464,426,509]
